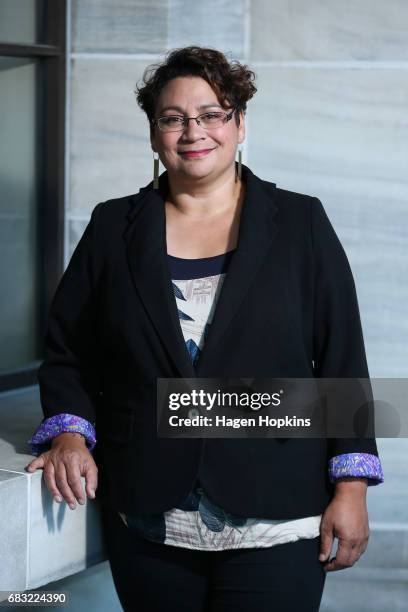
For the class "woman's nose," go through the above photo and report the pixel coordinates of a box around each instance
[181,117,206,139]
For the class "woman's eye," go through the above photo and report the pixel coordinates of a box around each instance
[162,116,183,124]
[203,112,222,120]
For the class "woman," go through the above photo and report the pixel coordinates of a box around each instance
[26,46,384,612]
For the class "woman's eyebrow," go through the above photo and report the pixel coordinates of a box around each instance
[159,103,222,114]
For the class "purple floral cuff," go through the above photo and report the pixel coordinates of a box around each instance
[27,413,96,456]
[329,453,384,486]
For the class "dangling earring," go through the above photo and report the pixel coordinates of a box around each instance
[235,146,242,182]
[153,151,160,189]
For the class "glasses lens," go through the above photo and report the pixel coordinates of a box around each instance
[158,116,185,132]
[156,111,231,132]
[199,112,226,128]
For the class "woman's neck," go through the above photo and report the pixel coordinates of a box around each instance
[165,167,244,220]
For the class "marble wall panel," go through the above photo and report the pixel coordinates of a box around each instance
[250,0,408,61]
[70,58,155,214]
[247,66,408,376]
[72,0,168,53]
[168,0,246,58]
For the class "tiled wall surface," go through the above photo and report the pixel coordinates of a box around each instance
[68,0,408,379]
[72,0,168,53]
[69,58,151,213]
[250,0,408,61]
[249,65,408,377]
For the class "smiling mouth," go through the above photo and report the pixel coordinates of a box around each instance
[178,149,215,158]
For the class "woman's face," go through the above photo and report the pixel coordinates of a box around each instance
[150,76,245,184]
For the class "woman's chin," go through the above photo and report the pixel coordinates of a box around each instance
[178,164,215,180]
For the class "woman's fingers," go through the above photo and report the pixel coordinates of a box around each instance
[26,455,46,472]
[83,459,98,499]
[322,537,363,571]
[27,443,98,509]
[64,457,86,507]
[42,459,64,504]
[54,464,78,509]
[318,520,334,562]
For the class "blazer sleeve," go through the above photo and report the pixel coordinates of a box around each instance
[310,197,382,463]
[36,201,105,425]
[27,413,97,456]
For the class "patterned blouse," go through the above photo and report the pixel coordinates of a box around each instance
[28,249,384,551]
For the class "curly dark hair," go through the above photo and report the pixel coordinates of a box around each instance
[135,46,257,128]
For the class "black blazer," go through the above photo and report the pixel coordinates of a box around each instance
[37,163,379,519]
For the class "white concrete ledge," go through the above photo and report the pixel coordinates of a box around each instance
[0,386,106,599]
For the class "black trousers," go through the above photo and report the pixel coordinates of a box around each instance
[100,502,327,612]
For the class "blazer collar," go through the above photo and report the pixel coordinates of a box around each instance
[123,164,279,379]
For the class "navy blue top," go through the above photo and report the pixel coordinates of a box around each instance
[167,249,236,279]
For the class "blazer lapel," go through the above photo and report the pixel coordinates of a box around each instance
[195,165,279,376]
[123,176,197,379]
[123,164,279,379]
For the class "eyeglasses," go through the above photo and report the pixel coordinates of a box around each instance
[151,109,236,132]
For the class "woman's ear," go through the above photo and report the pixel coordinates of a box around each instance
[150,126,157,152]
[238,111,246,144]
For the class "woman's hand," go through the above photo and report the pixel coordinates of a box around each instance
[25,432,98,510]
[319,477,369,572]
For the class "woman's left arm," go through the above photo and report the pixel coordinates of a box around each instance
[319,452,385,571]
[311,197,384,572]
[320,476,370,572]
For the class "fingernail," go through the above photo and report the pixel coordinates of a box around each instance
[319,554,326,561]
[69,503,76,510]
[78,498,85,505]
[54,495,62,503]
[89,490,95,499]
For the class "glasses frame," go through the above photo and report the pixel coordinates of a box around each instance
[151,108,236,132]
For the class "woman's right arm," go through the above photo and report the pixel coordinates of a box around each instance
[24,202,105,509]
[26,428,98,509]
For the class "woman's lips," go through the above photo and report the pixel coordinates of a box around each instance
[178,148,215,158]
